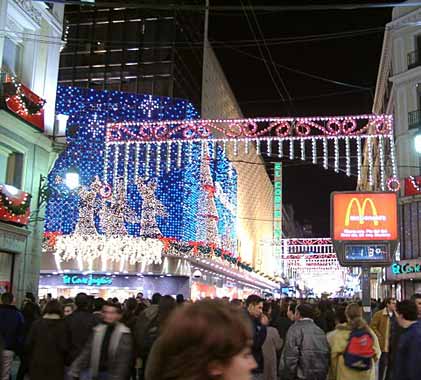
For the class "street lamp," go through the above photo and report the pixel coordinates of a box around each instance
[64,167,80,190]
[415,131,421,154]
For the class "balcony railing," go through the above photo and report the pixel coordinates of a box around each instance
[408,110,421,130]
[408,50,421,70]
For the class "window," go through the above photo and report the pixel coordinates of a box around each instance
[0,252,14,293]
[0,144,24,189]
[2,37,21,75]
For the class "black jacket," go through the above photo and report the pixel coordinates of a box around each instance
[247,313,267,374]
[0,304,24,352]
[65,309,97,365]
[26,316,68,380]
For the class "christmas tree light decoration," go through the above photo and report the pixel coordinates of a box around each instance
[300,139,305,161]
[345,137,351,177]
[222,140,227,155]
[244,139,250,155]
[113,145,120,189]
[134,142,140,180]
[123,144,130,189]
[378,136,385,191]
[289,139,294,160]
[312,138,317,164]
[389,134,398,179]
[140,95,161,118]
[196,145,220,246]
[187,141,193,164]
[334,138,339,173]
[135,178,168,238]
[367,136,373,187]
[357,136,362,182]
[323,138,328,169]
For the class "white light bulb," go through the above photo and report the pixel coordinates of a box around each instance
[65,172,80,190]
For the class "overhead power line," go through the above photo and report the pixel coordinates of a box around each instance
[61,1,421,11]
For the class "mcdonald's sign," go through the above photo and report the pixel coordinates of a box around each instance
[332,192,398,241]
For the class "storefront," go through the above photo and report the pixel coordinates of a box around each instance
[385,259,421,299]
[39,272,190,300]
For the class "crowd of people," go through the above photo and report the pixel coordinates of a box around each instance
[0,291,421,380]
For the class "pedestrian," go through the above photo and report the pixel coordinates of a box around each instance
[261,303,282,380]
[286,302,297,322]
[270,301,293,343]
[246,295,267,380]
[65,293,98,371]
[145,299,257,380]
[136,295,176,380]
[16,299,41,380]
[0,292,24,380]
[279,303,329,380]
[92,298,105,323]
[64,303,75,317]
[392,300,421,380]
[26,300,68,380]
[69,302,133,380]
[410,293,421,320]
[370,297,397,380]
[328,303,380,380]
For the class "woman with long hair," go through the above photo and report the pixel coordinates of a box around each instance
[26,300,68,380]
[328,303,381,380]
[145,299,257,380]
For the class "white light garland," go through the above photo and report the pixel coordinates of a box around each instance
[104,143,110,183]
[223,139,227,155]
[256,139,261,155]
[54,235,163,266]
[123,144,129,190]
[156,142,162,176]
[212,141,217,160]
[244,139,250,155]
[188,141,193,164]
[233,139,238,156]
[145,143,151,179]
[345,137,351,177]
[312,138,317,164]
[334,138,339,173]
[166,141,172,173]
[177,141,182,168]
[367,136,373,187]
[113,145,119,189]
[378,136,385,191]
[289,139,294,160]
[323,138,328,170]
[134,142,140,181]
[357,136,362,182]
[389,134,398,179]
[267,139,272,156]
[278,139,283,158]
[300,139,305,161]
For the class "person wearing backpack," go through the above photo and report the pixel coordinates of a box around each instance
[328,303,381,380]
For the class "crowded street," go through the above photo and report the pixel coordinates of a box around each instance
[0,0,421,380]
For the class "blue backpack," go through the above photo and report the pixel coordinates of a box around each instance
[343,329,375,371]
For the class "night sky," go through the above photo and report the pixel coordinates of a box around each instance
[208,1,401,236]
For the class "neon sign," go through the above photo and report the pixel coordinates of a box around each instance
[62,274,113,286]
[391,262,421,275]
[273,162,282,243]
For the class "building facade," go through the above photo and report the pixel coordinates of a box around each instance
[362,2,421,299]
[0,0,64,302]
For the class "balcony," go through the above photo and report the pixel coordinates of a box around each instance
[408,50,421,70]
[408,110,421,130]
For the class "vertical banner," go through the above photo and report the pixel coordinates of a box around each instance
[273,163,282,257]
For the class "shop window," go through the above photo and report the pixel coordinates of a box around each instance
[0,144,24,189]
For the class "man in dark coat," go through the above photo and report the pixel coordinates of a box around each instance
[0,292,24,380]
[393,300,421,380]
[69,302,133,380]
[66,293,97,366]
[246,294,267,380]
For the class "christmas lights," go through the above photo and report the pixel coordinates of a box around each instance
[334,138,339,173]
[378,136,385,191]
[323,138,328,170]
[345,137,351,177]
[367,136,373,187]
[312,138,317,165]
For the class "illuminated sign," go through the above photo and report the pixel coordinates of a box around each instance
[273,162,282,242]
[391,262,421,275]
[345,244,388,261]
[332,192,398,241]
[62,274,112,286]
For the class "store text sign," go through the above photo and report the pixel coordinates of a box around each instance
[391,262,421,275]
[332,193,398,241]
[62,274,113,286]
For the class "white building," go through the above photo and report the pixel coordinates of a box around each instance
[367,1,421,299]
[0,0,64,302]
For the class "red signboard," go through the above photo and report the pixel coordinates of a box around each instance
[0,185,31,226]
[2,75,45,132]
[404,176,421,196]
[332,192,398,241]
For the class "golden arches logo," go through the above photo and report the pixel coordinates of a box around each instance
[344,198,379,227]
